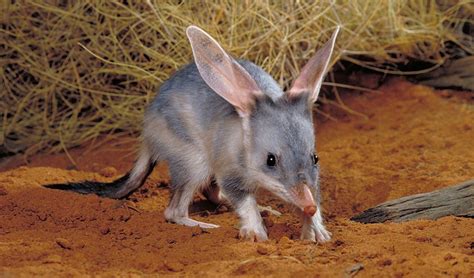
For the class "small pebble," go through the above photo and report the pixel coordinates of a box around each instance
[55,238,73,250]
[378,259,392,267]
[278,236,292,245]
[257,245,270,255]
[100,227,110,235]
[345,263,364,276]
[37,213,48,221]
[164,261,184,272]
[191,226,203,236]
[444,253,454,261]
[333,239,344,247]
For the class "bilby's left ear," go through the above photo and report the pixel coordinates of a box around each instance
[186,25,263,117]
[288,26,340,104]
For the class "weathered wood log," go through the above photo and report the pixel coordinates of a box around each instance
[351,180,474,223]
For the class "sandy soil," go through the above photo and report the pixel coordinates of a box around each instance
[0,79,473,277]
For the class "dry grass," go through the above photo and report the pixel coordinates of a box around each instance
[0,0,472,155]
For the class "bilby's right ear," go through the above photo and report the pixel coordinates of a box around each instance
[288,26,340,104]
[186,26,263,117]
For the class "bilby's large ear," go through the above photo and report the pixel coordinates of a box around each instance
[186,26,263,117]
[288,26,340,104]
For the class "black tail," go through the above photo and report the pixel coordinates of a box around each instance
[44,161,156,199]
[44,173,130,199]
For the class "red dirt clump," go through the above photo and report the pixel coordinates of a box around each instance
[0,79,473,276]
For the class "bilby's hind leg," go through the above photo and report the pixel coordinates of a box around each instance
[164,159,219,229]
[144,106,219,228]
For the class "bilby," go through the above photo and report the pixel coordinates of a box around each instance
[46,25,339,242]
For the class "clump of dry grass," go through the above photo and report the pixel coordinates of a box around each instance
[0,1,471,155]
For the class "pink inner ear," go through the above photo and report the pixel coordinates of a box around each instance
[289,26,340,103]
[289,62,324,96]
[186,26,263,117]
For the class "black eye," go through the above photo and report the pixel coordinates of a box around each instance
[267,153,277,167]
[312,153,319,165]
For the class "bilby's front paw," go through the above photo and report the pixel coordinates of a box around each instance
[239,224,268,242]
[301,211,331,243]
[301,222,332,243]
[313,224,332,243]
[234,195,268,242]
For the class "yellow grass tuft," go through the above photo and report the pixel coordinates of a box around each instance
[0,1,471,155]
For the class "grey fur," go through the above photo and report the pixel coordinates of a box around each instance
[45,25,339,242]
[142,60,325,240]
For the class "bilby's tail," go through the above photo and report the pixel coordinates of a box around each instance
[44,150,156,199]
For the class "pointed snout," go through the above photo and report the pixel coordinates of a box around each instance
[289,184,317,217]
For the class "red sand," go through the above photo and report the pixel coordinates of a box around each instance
[0,79,473,276]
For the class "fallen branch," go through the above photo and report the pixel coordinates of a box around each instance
[351,179,474,223]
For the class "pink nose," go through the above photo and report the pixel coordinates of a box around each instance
[291,184,317,217]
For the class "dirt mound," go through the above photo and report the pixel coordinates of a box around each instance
[0,79,473,276]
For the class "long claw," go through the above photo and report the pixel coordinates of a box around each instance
[257,205,282,217]
[170,217,220,229]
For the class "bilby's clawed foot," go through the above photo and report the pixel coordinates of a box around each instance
[235,195,268,242]
[316,226,331,242]
[301,223,331,242]
[301,209,331,243]
[165,207,219,229]
[239,224,268,242]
